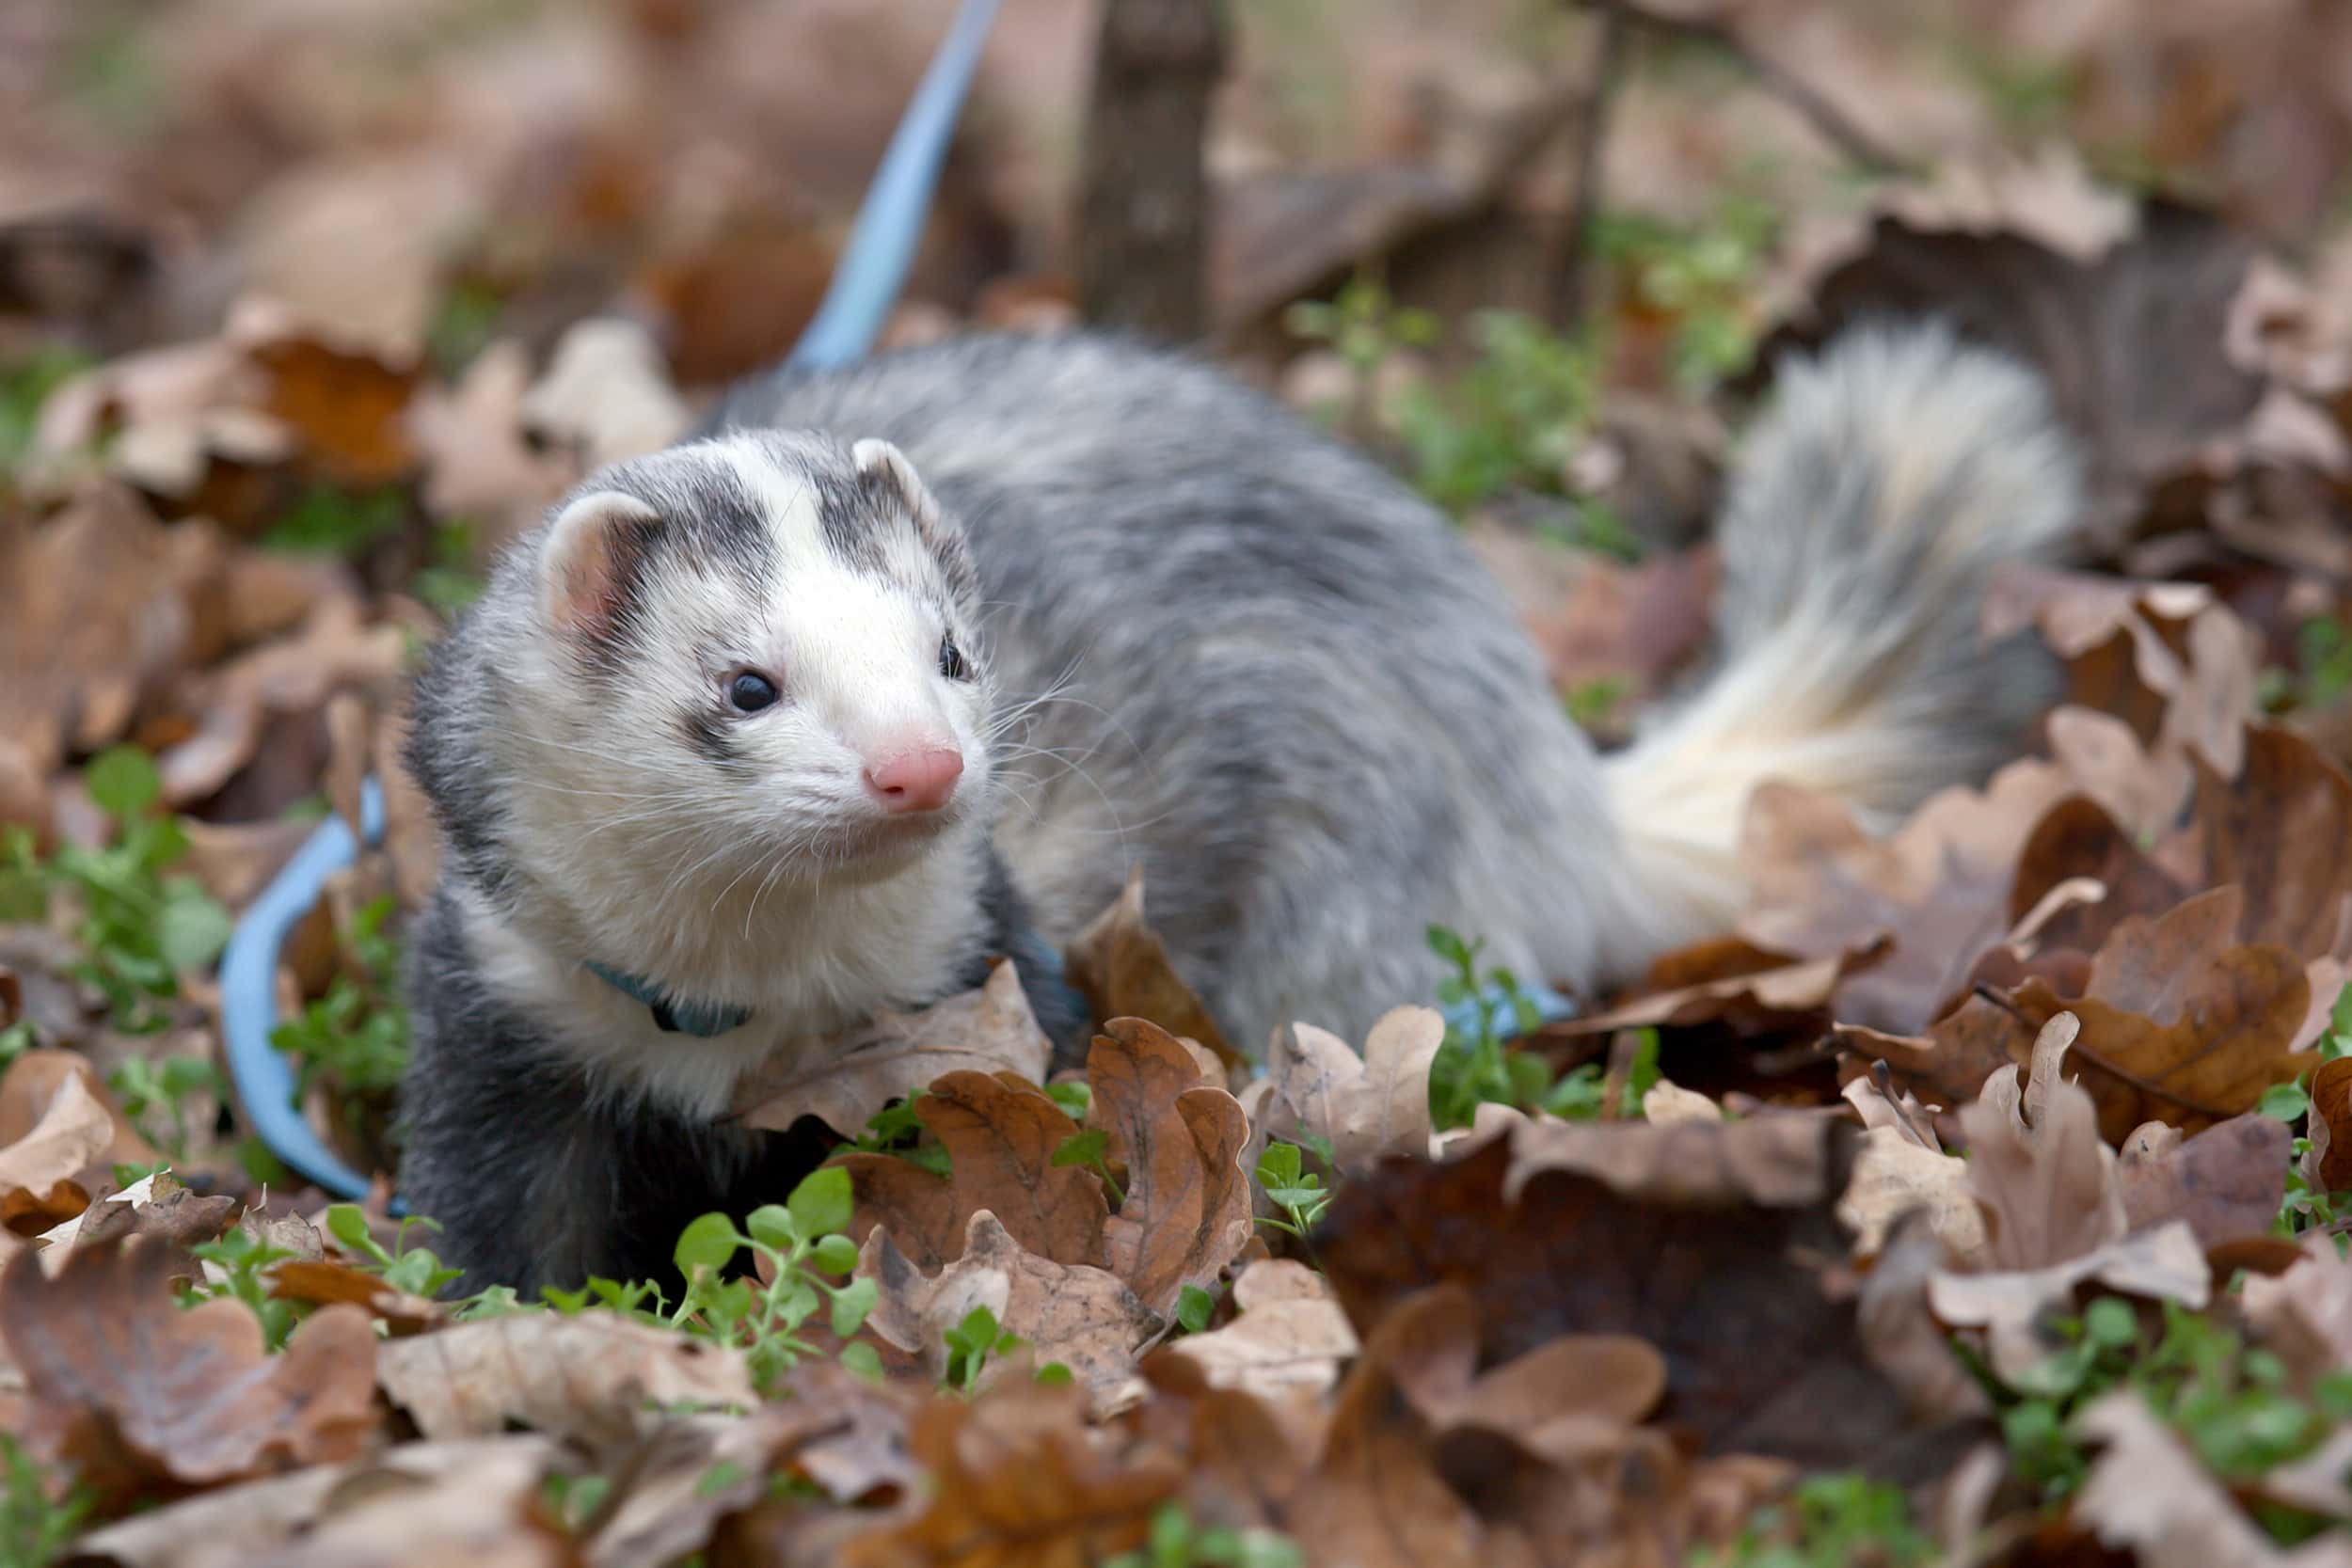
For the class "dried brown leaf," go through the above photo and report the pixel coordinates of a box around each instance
[2073,1390,2352,1568]
[1930,1223,2211,1380]
[1956,1012,2129,1272]
[374,1311,752,1445]
[2242,1236,2352,1386]
[860,1211,1158,1399]
[1066,867,1240,1071]
[1156,1259,1358,1400]
[0,1237,377,1497]
[0,1062,114,1204]
[839,1380,1180,1568]
[2117,1114,2291,1248]
[734,962,1054,1137]
[834,1070,1108,1272]
[1088,1019,1254,1313]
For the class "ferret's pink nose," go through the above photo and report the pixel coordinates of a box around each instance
[863,744,964,813]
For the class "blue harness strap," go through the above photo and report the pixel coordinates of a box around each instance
[216,0,1006,1203]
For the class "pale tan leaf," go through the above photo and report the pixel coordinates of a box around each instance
[375,1313,753,1444]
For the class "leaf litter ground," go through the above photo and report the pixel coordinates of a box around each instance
[13,2,2352,1565]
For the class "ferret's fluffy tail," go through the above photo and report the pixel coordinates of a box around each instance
[1597,322,2082,960]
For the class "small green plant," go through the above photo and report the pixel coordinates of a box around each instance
[2260,615,2352,715]
[183,1224,301,1351]
[667,1164,880,1390]
[1253,1142,1333,1248]
[1050,1128,1125,1206]
[0,748,231,1032]
[1594,192,1776,392]
[106,1055,222,1160]
[2274,988,2352,1241]
[942,1304,1025,1393]
[1979,1297,2346,1529]
[1425,925,1617,1127]
[1564,674,1629,732]
[1174,1283,1218,1336]
[326,1203,465,1299]
[1283,272,1438,431]
[263,485,407,557]
[412,520,485,617]
[269,894,409,1120]
[0,1433,92,1568]
[1104,1502,1305,1568]
[0,347,96,479]
[849,1090,950,1176]
[426,278,507,379]
[540,1471,612,1536]
[1697,1472,1932,1568]
[1396,312,1602,515]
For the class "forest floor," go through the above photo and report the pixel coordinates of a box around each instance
[7,1,2352,1564]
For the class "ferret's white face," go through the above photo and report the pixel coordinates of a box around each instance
[512,432,996,895]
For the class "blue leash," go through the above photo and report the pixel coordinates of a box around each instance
[216,0,1005,1204]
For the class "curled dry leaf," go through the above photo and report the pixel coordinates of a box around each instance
[68,1436,560,1568]
[585,1403,852,1568]
[2116,1114,2291,1248]
[860,1211,1159,1399]
[268,1259,447,1334]
[834,1069,1108,1272]
[1087,1019,1254,1314]
[0,1237,377,1497]
[518,317,691,470]
[1541,938,1865,1039]
[2308,1054,2352,1193]
[374,1311,753,1446]
[60,1176,238,1265]
[1066,866,1240,1071]
[1838,1127,1981,1261]
[1157,1259,1359,1399]
[1642,1080,1724,1126]
[1317,1121,1934,1472]
[1956,1013,2128,1272]
[0,1057,115,1207]
[2072,1390,2352,1568]
[2241,1235,2352,1387]
[409,338,575,547]
[1929,1221,2211,1382]
[2008,886,2312,1141]
[839,1380,1182,1568]
[1259,1006,1445,1175]
[733,960,1054,1138]
[1735,765,2073,1036]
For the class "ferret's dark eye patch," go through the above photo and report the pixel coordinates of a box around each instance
[939,633,970,681]
[727,672,780,712]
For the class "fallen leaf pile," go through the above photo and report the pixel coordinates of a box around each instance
[13,0,2352,1563]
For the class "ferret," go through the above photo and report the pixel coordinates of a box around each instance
[397,322,2079,1292]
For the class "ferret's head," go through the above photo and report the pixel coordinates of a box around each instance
[505,431,996,884]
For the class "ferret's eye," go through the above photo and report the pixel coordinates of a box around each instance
[727,672,779,712]
[939,633,971,681]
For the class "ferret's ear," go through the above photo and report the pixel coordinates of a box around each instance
[539,490,661,643]
[852,437,975,596]
[851,438,946,531]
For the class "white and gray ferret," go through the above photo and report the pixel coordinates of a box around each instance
[397,323,2081,1292]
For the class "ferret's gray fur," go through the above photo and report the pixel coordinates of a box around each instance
[397,320,2079,1293]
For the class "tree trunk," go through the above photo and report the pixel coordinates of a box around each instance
[1075,0,1228,343]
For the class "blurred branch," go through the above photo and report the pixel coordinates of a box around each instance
[1553,4,1628,331]
[1588,0,1910,178]
[1076,0,1230,342]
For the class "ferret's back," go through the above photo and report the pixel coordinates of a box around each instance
[707,333,1613,1047]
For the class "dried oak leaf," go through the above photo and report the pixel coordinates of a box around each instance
[1735,763,2074,1036]
[774,1357,924,1505]
[1957,1013,2128,1273]
[2008,886,2313,1140]
[585,1403,851,1568]
[0,1059,114,1212]
[2306,1054,2352,1193]
[860,1211,1158,1399]
[0,1236,377,1497]
[1253,1007,1444,1176]
[65,1176,237,1260]
[0,483,221,775]
[2242,1235,2352,1387]
[734,961,1054,1139]
[374,1312,753,1446]
[244,1434,572,1568]
[1066,867,1240,1071]
[1537,938,1865,1041]
[1317,1119,1934,1473]
[2073,1390,2352,1568]
[2191,724,2352,964]
[267,1259,446,1334]
[519,318,691,471]
[2116,1115,2291,1248]
[1087,1019,1253,1315]
[66,1435,563,1568]
[1155,1259,1359,1400]
[834,1070,1108,1273]
[1930,1222,2211,1382]
[839,1380,1182,1568]
[247,326,417,486]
